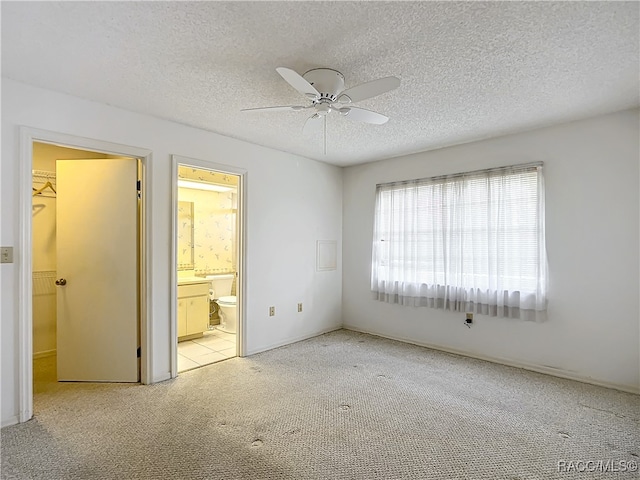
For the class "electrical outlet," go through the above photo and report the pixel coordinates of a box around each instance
[1,247,13,264]
[269,306,275,316]
[297,303,303,313]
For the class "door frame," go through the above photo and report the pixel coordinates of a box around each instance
[170,155,247,377]
[18,127,153,423]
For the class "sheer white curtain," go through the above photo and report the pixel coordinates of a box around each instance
[371,164,548,321]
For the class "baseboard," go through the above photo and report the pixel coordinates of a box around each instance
[343,325,640,395]
[1,415,19,428]
[245,325,342,356]
[33,349,56,360]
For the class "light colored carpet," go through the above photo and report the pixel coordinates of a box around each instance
[1,329,638,479]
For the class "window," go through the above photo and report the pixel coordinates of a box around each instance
[371,163,548,321]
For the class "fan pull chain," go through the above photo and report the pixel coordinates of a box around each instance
[323,116,327,156]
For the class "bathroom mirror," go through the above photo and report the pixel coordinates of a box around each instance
[177,201,194,270]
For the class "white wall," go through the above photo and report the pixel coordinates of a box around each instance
[343,109,640,392]
[1,79,343,426]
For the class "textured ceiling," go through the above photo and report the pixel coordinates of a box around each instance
[2,2,639,167]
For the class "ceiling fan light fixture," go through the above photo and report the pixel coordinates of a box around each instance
[316,104,331,115]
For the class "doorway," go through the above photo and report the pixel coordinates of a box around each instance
[18,128,152,423]
[171,156,245,375]
[32,143,141,385]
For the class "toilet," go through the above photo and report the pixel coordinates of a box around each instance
[216,296,237,334]
[206,273,237,334]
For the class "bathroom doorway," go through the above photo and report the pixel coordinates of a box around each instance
[171,157,244,374]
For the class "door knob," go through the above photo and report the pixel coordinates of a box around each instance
[55,278,67,286]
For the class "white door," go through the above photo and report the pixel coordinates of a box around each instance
[56,159,139,382]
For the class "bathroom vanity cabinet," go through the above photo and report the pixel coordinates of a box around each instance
[177,282,209,341]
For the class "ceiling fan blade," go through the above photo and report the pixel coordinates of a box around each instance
[337,76,400,104]
[341,107,389,125]
[276,67,320,99]
[303,114,324,136]
[241,105,307,112]
[339,107,389,125]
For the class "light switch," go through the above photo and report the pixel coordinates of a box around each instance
[1,247,14,264]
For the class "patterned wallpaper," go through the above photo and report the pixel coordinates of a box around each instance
[178,166,238,187]
[177,187,237,275]
[177,201,194,269]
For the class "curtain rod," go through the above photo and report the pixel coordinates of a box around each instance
[376,161,543,188]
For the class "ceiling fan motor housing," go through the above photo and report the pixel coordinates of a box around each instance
[303,68,345,102]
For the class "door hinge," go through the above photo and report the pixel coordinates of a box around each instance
[136,180,141,199]
[137,347,141,358]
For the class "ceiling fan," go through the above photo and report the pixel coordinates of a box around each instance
[242,67,400,153]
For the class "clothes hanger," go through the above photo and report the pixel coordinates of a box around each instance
[32,181,56,196]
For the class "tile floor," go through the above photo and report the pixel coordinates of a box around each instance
[178,328,236,372]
